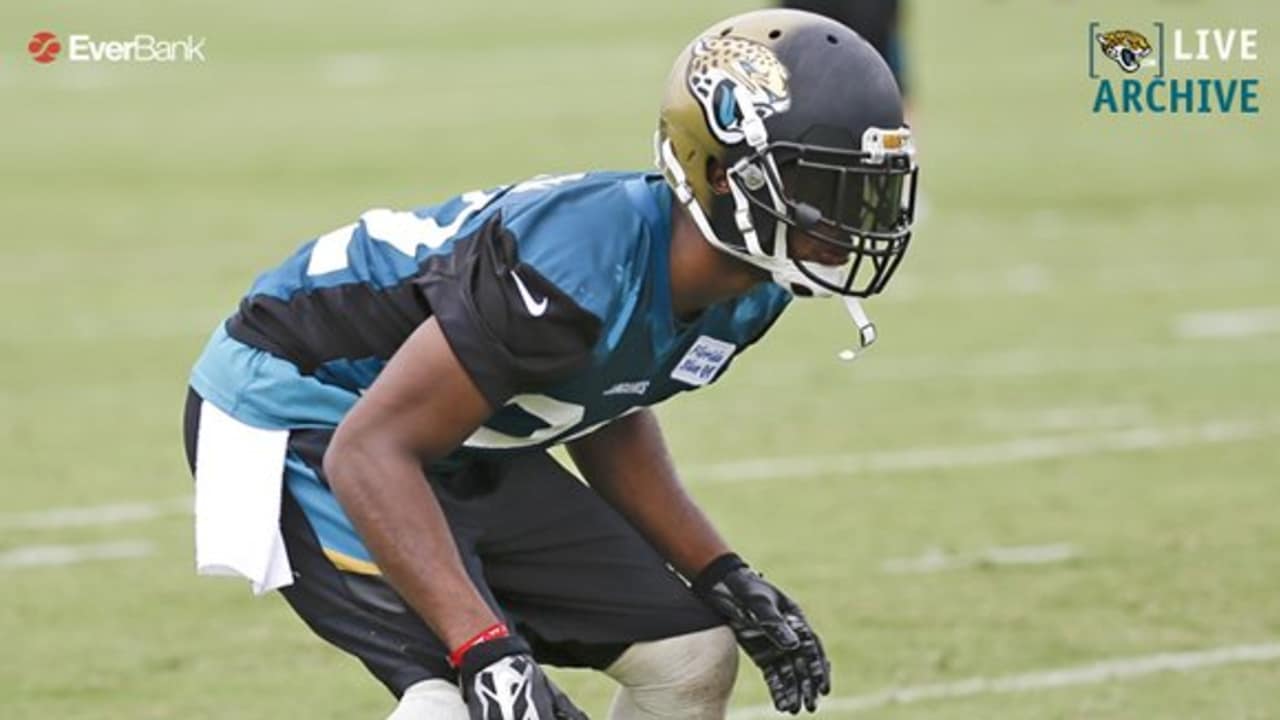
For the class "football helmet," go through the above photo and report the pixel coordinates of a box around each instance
[656,9,918,305]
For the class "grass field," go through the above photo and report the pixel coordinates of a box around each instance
[2,1,1278,717]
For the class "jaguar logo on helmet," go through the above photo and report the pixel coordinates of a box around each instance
[686,35,791,145]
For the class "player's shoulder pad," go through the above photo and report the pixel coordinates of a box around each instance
[730,281,793,352]
[737,281,793,321]
[415,211,604,408]
[497,172,654,325]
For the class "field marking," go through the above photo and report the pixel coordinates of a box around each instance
[0,497,190,530]
[1175,307,1280,339]
[10,416,1274,531]
[0,541,154,568]
[322,53,388,87]
[974,404,1149,433]
[849,342,1280,382]
[55,64,120,91]
[728,642,1280,718]
[882,543,1077,574]
[885,258,1274,302]
[689,417,1280,484]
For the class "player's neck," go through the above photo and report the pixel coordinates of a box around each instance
[667,203,768,320]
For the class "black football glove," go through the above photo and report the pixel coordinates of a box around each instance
[457,636,589,720]
[693,553,831,714]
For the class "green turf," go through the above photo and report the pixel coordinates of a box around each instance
[1,0,1277,717]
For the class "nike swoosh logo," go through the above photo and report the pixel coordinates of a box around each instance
[510,269,548,317]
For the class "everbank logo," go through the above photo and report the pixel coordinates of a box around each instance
[27,30,206,64]
[28,31,61,63]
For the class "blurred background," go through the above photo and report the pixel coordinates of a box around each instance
[1,1,1277,717]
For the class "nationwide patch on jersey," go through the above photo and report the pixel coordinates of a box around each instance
[671,335,737,387]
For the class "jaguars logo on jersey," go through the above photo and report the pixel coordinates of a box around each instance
[1096,30,1153,73]
[686,35,791,145]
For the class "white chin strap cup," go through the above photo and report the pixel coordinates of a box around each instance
[838,296,877,362]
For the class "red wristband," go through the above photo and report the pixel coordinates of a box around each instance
[448,622,510,669]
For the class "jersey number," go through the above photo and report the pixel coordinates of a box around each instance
[463,394,639,450]
[305,174,585,276]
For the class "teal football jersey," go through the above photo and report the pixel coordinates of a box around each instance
[189,171,791,562]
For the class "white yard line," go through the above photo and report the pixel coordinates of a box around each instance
[849,343,1280,382]
[1174,307,1280,339]
[0,497,190,530]
[728,642,1280,718]
[55,64,120,91]
[882,543,1077,574]
[12,417,1268,532]
[0,540,154,568]
[974,404,1149,433]
[689,417,1280,484]
[885,259,1274,302]
[322,53,388,87]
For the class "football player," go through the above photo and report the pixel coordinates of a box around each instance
[182,9,917,719]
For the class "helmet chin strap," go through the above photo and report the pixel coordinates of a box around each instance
[656,134,776,275]
[655,135,878,360]
[839,294,877,361]
[771,261,878,361]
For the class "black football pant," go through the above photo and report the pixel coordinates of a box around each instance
[183,387,721,697]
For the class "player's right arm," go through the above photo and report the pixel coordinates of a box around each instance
[323,206,599,645]
[321,201,603,717]
[324,316,499,649]
[325,317,588,720]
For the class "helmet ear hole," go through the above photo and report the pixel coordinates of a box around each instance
[705,157,731,194]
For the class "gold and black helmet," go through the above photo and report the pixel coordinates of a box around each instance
[657,9,918,299]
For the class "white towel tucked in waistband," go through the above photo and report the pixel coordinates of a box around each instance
[193,399,293,595]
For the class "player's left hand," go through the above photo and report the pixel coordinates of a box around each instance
[693,553,831,714]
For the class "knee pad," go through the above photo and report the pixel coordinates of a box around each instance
[386,678,469,720]
[605,625,739,720]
